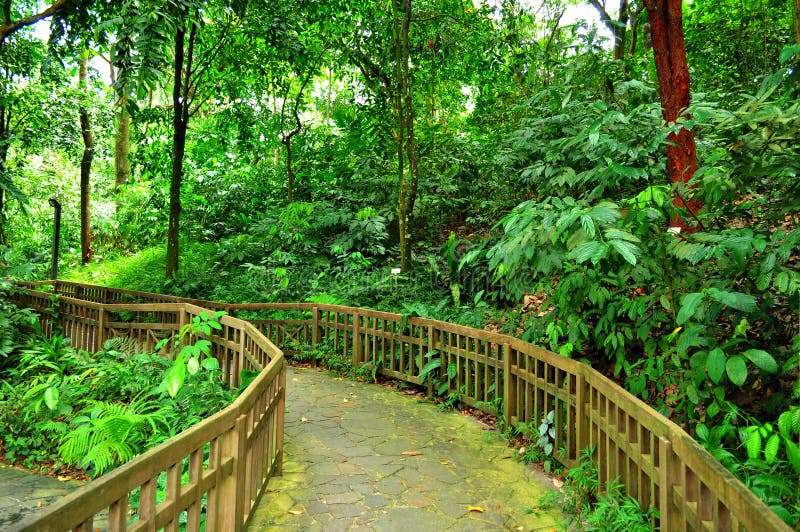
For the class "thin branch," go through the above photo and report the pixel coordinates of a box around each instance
[0,0,68,43]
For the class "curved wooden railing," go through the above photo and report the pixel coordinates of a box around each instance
[12,280,793,531]
[11,284,286,532]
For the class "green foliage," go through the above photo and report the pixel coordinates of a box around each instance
[695,404,800,526]
[0,318,234,476]
[156,311,226,398]
[556,447,657,531]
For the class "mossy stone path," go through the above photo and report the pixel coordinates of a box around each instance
[0,463,83,530]
[248,367,563,531]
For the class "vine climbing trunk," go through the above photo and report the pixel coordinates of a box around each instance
[78,49,93,264]
[114,91,131,193]
[393,0,418,272]
[644,0,701,232]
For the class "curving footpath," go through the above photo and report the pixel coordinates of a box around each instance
[0,366,563,531]
[247,366,562,531]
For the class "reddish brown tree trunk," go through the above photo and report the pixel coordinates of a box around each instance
[644,0,701,232]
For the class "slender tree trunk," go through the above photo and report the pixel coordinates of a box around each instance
[114,91,131,192]
[0,106,8,247]
[795,0,800,43]
[78,49,93,264]
[644,0,700,232]
[166,23,192,278]
[392,0,414,271]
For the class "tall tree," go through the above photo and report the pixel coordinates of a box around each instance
[78,48,92,264]
[114,0,240,277]
[643,0,699,231]
[392,0,418,271]
[108,63,130,193]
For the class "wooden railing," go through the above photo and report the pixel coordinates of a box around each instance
[11,285,286,532]
[12,281,793,531]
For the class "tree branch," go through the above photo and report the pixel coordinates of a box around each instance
[0,0,68,43]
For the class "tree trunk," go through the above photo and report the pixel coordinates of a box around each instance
[644,0,700,232]
[166,23,192,278]
[589,0,629,61]
[78,49,93,264]
[393,0,418,272]
[114,91,131,193]
[795,0,800,43]
[0,106,8,247]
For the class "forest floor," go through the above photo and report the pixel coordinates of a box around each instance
[247,366,563,531]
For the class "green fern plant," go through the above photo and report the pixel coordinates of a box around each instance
[59,398,167,476]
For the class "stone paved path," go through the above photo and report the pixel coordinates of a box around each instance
[247,367,563,531]
[0,463,83,530]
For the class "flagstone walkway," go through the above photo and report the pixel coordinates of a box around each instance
[0,366,564,531]
[0,463,83,530]
[247,367,563,531]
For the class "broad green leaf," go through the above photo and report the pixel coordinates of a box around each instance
[201,357,220,371]
[742,349,777,373]
[195,339,212,355]
[187,356,200,375]
[706,288,757,313]
[784,439,800,475]
[609,239,639,266]
[764,433,780,464]
[746,429,762,460]
[778,411,793,438]
[44,386,59,410]
[165,363,186,398]
[677,292,704,325]
[706,348,726,384]
[418,358,442,384]
[568,241,607,264]
[726,355,748,386]
[447,362,457,380]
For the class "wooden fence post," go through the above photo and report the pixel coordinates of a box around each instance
[426,324,435,396]
[276,363,286,475]
[218,414,247,532]
[352,312,361,367]
[312,306,319,349]
[659,437,674,532]
[97,307,106,352]
[575,373,587,460]
[503,343,512,423]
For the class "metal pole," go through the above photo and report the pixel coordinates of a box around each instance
[49,198,61,280]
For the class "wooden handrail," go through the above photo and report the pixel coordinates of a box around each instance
[10,280,793,531]
[11,285,286,532]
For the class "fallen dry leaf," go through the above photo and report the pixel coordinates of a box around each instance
[300,417,308,423]
[467,505,484,513]
[401,450,423,456]
[439,458,448,465]
[552,478,564,489]
[288,509,303,515]
[37,502,43,508]
[342,398,349,403]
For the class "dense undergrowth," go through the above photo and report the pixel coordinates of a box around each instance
[0,286,234,478]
